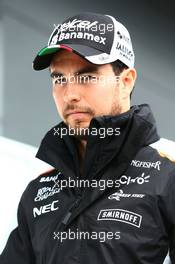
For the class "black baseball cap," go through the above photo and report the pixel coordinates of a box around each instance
[33,12,135,71]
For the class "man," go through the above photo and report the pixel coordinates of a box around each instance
[0,12,174,264]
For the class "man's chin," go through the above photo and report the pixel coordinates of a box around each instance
[64,122,90,140]
[72,125,89,137]
[66,119,90,130]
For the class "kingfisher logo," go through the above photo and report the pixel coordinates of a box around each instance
[130,160,161,171]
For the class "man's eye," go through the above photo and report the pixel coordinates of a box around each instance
[53,76,67,85]
[55,77,63,84]
[79,75,96,83]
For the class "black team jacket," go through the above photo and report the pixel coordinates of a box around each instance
[1,104,175,264]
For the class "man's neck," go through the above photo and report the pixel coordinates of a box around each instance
[76,138,87,176]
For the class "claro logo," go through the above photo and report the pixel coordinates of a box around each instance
[33,200,59,218]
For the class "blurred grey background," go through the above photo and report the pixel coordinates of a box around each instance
[0,0,174,146]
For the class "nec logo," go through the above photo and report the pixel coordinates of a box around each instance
[33,200,59,218]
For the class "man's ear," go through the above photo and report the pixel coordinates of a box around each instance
[120,68,137,97]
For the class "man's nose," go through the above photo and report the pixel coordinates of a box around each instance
[63,82,81,103]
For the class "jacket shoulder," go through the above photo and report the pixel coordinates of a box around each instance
[20,168,58,200]
[150,138,175,162]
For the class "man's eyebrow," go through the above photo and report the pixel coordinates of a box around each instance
[50,71,63,78]
[75,66,99,75]
[49,65,100,78]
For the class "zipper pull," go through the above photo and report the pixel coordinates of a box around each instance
[61,197,82,226]
[62,211,72,225]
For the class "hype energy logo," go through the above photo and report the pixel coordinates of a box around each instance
[54,19,101,33]
[97,209,142,228]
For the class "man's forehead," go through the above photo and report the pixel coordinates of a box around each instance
[51,49,85,64]
[49,52,101,74]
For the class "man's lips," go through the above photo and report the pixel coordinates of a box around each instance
[66,111,89,117]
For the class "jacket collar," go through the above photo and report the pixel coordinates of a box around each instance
[36,104,159,179]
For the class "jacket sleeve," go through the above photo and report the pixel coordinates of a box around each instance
[168,176,175,263]
[160,168,175,263]
[0,199,35,264]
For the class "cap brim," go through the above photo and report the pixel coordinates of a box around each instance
[33,44,102,71]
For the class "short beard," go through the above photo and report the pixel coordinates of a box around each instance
[67,103,122,141]
[110,85,123,116]
[110,100,122,116]
[63,87,122,140]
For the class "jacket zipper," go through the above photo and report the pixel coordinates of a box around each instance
[61,195,82,226]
